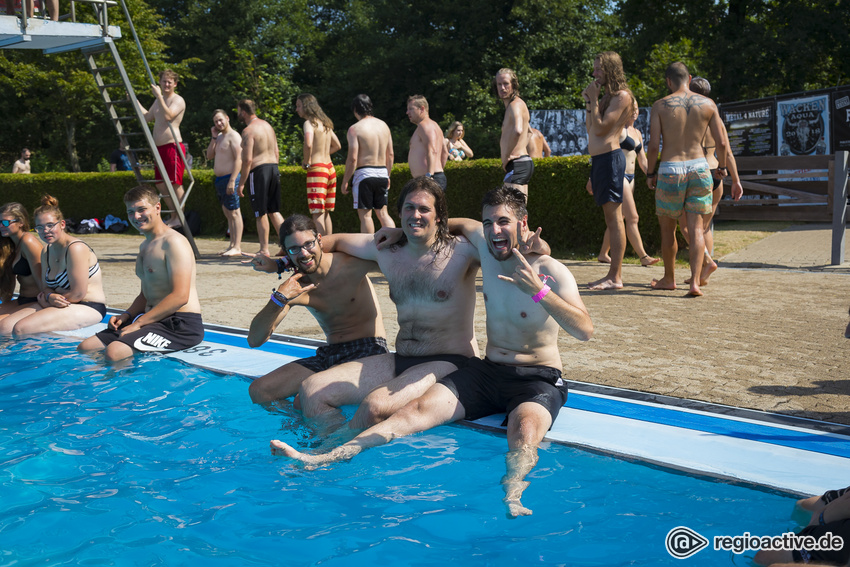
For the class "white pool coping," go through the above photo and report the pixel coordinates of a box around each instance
[61,320,850,497]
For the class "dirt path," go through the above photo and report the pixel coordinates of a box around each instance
[81,224,850,425]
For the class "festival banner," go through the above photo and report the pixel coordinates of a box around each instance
[720,101,775,156]
[529,109,587,156]
[776,94,830,156]
[831,89,850,153]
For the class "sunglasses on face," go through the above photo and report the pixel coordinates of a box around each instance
[0,219,20,227]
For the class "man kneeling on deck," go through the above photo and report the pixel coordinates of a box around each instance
[272,186,593,518]
[244,214,388,404]
[78,185,203,362]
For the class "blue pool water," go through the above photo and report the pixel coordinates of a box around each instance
[0,336,805,566]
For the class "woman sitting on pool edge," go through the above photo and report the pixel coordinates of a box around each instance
[6,195,107,336]
[0,202,44,333]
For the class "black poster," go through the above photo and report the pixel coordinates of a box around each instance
[720,101,775,156]
[529,110,588,156]
[831,89,850,153]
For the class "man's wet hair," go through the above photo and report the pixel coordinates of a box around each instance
[665,62,690,87]
[351,94,374,117]
[124,184,160,205]
[280,214,318,246]
[238,99,257,116]
[393,176,453,254]
[492,68,520,101]
[690,77,711,96]
[482,185,528,221]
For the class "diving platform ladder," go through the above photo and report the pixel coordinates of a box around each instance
[0,0,199,258]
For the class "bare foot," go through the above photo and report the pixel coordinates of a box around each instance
[221,248,242,257]
[640,254,661,267]
[505,497,533,518]
[686,282,703,297]
[587,278,623,291]
[257,248,271,257]
[701,259,718,284]
[217,246,232,256]
[270,440,333,470]
[650,278,676,290]
[597,255,611,264]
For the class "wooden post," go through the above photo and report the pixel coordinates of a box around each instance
[832,151,849,265]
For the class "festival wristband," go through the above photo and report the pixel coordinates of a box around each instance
[532,285,550,303]
[270,289,289,308]
[275,257,292,279]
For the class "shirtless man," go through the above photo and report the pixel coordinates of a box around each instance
[137,70,187,228]
[294,177,480,430]
[12,148,31,174]
[526,128,551,158]
[340,94,395,234]
[406,95,448,191]
[296,94,341,236]
[78,185,203,362]
[206,109,243,256]
[646,62,728,297]
[237,99,283,256]
[494,69,533,194]
[272,186,593,519]
[245,214,388,404]
[677,77,744,286]
[582,51,634,291]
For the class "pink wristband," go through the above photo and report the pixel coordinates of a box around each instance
[532,285,550,303]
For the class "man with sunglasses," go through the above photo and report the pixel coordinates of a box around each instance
[244,214,388,405]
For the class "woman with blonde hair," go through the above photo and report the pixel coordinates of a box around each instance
[0,202,44,328]
[2,195,107,335]
[444,121,474,161]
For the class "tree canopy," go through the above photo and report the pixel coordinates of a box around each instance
[1,0,846,171]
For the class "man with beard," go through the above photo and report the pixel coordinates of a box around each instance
[206,109,243,256]
[78,185,203,362]
[292,177,481,430]
[582,51,634,291]
[494,69,534,194]
[245,214,389,404]
[272,186,593,519]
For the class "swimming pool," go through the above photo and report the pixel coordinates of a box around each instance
[0,331,836,565]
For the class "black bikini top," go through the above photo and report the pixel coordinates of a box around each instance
[12,255,32,277]
[620,134,641,153]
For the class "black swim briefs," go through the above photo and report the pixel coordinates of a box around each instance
[79,301,107,319]
[591,149,626,206]
[95,312,204,353]
[792,519,850,564]
[504,155,534,185]
[293,337,389,373]
[430,171,447,191]
[394,353,472,377]
[438,357,568,427]
[247,163,281,217]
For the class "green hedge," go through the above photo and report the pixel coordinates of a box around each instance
[0,159,661,257]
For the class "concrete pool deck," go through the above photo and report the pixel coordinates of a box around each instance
[80,222,850,428]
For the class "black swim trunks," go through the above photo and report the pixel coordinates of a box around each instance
[95,312,204,353]
[430,171,447,191]
[394,353,472,377]
[591,149,626,206]
[504,155,534,185]
[438,357,568,427]
[247,163,281,217]
[792,519,850,564]
[353,166,390,210]
[293,337,389,373]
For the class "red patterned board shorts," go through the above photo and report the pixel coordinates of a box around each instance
[154,142,186,186]
[306,162,337,214]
